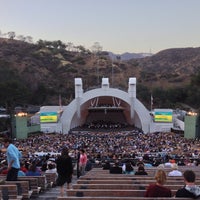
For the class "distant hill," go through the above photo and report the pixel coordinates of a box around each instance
[0,38,199,109]
[108,52,153,61]
[133,47,200,88]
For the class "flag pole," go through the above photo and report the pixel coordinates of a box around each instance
[151,94,153,111]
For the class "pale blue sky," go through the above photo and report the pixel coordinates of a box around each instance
[0,0,200,54]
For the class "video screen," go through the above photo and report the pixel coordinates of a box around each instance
[40,112,58,123]
[154,110,173,123]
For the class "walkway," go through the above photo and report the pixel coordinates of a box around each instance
[35,175,77,200]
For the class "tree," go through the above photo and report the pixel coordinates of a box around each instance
[7,31,16,39]
[37,39,45,48]
[66,42,74,51]
[26,36,33,43]
[91,42,103,55]
[76,45,86,53]
[52,40,66,49]
[17,35,26,42]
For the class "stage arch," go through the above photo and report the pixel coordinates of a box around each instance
[60,77,151,133]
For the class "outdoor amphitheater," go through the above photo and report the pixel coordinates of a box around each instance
[0,77,200,200]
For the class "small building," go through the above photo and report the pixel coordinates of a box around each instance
[12,113,40,139]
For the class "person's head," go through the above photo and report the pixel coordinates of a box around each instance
[157,164,165,169]
[80,149,85,154]
[47,163,55,170]
[28,163,37,172]
[138,166,145,172]
[171,163,178,170]
[183,170,196,183]
[155,169,167,185]
[61,147,69,157]
[114,160,120,167]
[3,137,12,148]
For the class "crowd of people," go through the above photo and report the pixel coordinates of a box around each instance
[1,129,200,169]
[82,120,128,130]
[1,129,200,197]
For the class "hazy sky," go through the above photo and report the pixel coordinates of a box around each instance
[1,0,200,54]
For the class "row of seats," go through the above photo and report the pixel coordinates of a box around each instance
[57,166,199,200]
[0,172,57,199]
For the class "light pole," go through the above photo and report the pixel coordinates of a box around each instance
[111,63,114,87]
[96,58,100,85]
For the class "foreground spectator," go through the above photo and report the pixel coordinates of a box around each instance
[79,149,87,176]
[3,138,22,181]
[56,147,73,196]
[176,170,200,198]
[145,169,172,197]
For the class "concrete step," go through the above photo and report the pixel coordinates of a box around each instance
[34,175,78,200]
[34,186,60,200]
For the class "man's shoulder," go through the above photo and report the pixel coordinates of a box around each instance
[176,187,193,197]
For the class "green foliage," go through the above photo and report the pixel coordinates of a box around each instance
[72,56,86,65]
[185,73,200,109]
[136,84,151,109]
[191,71,200,86]
[140,71,156,81]
[65,66,78,73]
[0,39,199,111]
[0,118,10,132]
[0,80,30,107]
[0,60,17,81]
[30,83,48,105]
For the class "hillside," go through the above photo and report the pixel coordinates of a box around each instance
[0,38,199,110]
[133,48,200,88]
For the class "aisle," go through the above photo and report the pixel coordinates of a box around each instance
[35,186,60,200]
[35,175,78,200]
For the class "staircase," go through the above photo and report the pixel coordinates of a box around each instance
[35,176,78,200]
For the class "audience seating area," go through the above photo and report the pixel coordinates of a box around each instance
[57,166,200,200]
[0,184,22,200]
[0,172,57,199]
[1,165,200,199]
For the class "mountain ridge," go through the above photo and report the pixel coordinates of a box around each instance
[108,51,153,61]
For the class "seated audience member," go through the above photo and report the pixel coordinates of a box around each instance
[135,166,148,175]
[144,162,153,168]
[109,160,122,174]
[164,159,172,168]
[176,170,200,198]
[45,163,57,174]
[18,169,26,176]
[26,163,41,176]
[41,162,48,172]
[137,158,145,167]
[145,169,172,197]
[0,166,8,175]
[102,160,110,170]
[157,164,165,169]
[123,160,134,174]
[85,157,93,171]
[20,161,28,173]
[168,163,182,176]
[0,160,8,174]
